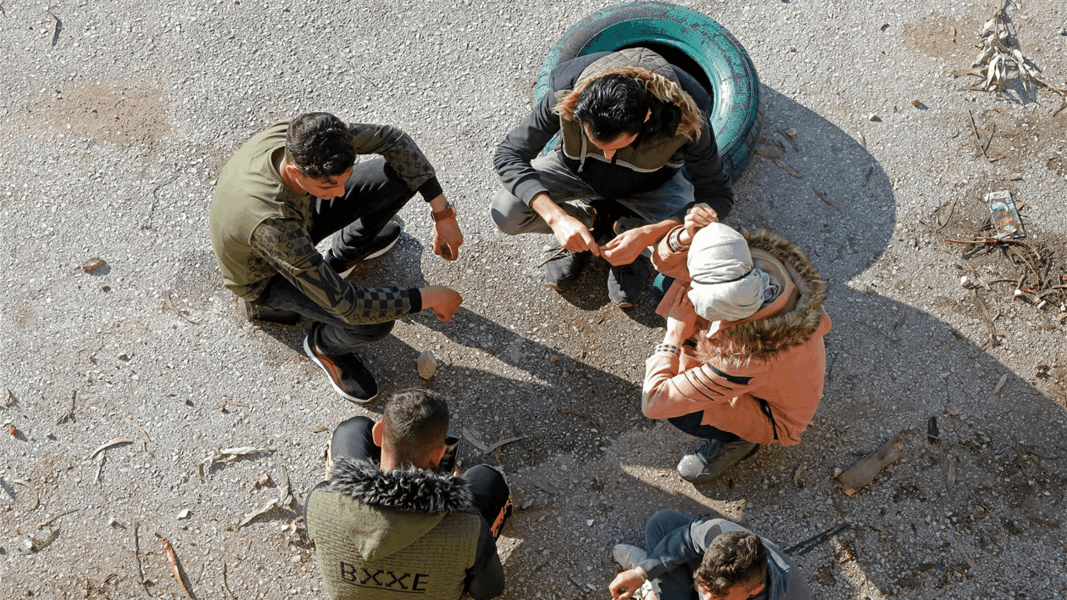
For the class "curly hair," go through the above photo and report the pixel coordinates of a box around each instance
[693,530,768,597]
[284,113,355,179]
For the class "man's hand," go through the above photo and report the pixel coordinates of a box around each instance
[433,218,463,261]
[428,194,463,261]
[602,219,679,266]
[678,203,719,247]
[663,282,697,344]
[531,193,599,256]
[608,569,644,600]
[601,228,653,266]
[608,571,639,600]
[418,286,462,322]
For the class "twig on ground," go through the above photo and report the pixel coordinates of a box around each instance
[56,390,76,424]
[967,110,989,160]
[163,289,200,325]
[13,479,40,510]
[772,158,802,178]
[120,417,151,441]
[784,523,850,555]
[47,10,60,47]
[557,409,600,431]
[814,190,842,210]
[89,438,133,460]
[483,436,527,456]
[222,563,235,600]
[215,398,249,413]
[37,508,78,529]
[234,498,281,530]
[28,528,61,553]
[162,538,195,600]
[862,166,873,187]
[134,522,152,597]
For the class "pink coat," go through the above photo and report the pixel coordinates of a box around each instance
[643,228,831,446]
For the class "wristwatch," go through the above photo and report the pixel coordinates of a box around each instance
[432,201,457,222]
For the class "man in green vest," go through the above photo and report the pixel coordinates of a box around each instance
[491,47,734,308]
[305,390,510,600]
[210,113,463,403]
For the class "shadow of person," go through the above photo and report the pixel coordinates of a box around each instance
[638,86,1067,598]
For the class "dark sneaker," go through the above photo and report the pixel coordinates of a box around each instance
[327,220,403,276]
[303,323,378,403]
[676,439,759,484]
[607,258,650,308]
[238,297,301,325]
[541,243,589,291]
[612,544,648,570]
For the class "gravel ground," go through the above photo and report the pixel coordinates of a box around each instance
[2,0,1067,599]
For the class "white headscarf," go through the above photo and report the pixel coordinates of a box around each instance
[686,224,775,328]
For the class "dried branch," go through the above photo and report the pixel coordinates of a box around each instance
[88,438,134,460]
[162,538,195,600]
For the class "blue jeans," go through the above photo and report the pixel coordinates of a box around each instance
[489,151,694,239]
[667,411,742,444]
[255,158,412,354]
[644,509,700,600]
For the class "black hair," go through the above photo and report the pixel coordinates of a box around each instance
[572,74,654,143]
[284,113,355,179]
[382,389,450,469]
[693,530,768,597]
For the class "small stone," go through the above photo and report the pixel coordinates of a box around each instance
[911,99,921,108]
[785,128,797,138]
[177,509,191,520]
[832,466,844,478]
[867,113,880,122]
[417,351,437,380]
[81,258,105,272]
[549,355,559,364]
[960,276,974,289]
[586,519,594,526]
[253,473,271,489]
[947,405,960,417]
[108,516,118,527]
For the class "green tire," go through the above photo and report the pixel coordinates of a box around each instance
[536,1,761,182]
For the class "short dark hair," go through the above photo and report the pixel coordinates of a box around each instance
[572,74,652,142]
[693,530,768,597]
[284,113,355,179]
[382,390,450,469]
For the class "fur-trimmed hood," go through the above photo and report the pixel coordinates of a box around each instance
[328,457,473,514]
[696,229,827,367]
[554,47,704,142]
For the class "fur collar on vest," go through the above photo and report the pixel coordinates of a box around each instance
[696,229,826,367]
[328,457,473,514]
[555,49,704,142]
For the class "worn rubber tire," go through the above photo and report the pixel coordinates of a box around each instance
[536,1,761,182]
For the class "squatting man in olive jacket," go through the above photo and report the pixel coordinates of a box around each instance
[304,390,511,600]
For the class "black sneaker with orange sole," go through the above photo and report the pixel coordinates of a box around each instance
[303,323,378,403]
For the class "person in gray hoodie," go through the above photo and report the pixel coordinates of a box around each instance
[609,510,812,600]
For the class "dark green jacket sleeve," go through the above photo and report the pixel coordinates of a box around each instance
[250,218,422,325]
[348,123,444,200]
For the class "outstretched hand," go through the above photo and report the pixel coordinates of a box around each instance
[679,203,719,246]
[419,286,462,322]
[433,217,463,261]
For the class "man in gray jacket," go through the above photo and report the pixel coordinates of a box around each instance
[491,47,733,307]
[609,510,812,600]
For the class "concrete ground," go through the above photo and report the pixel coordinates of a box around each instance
[1,0,1066,598]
